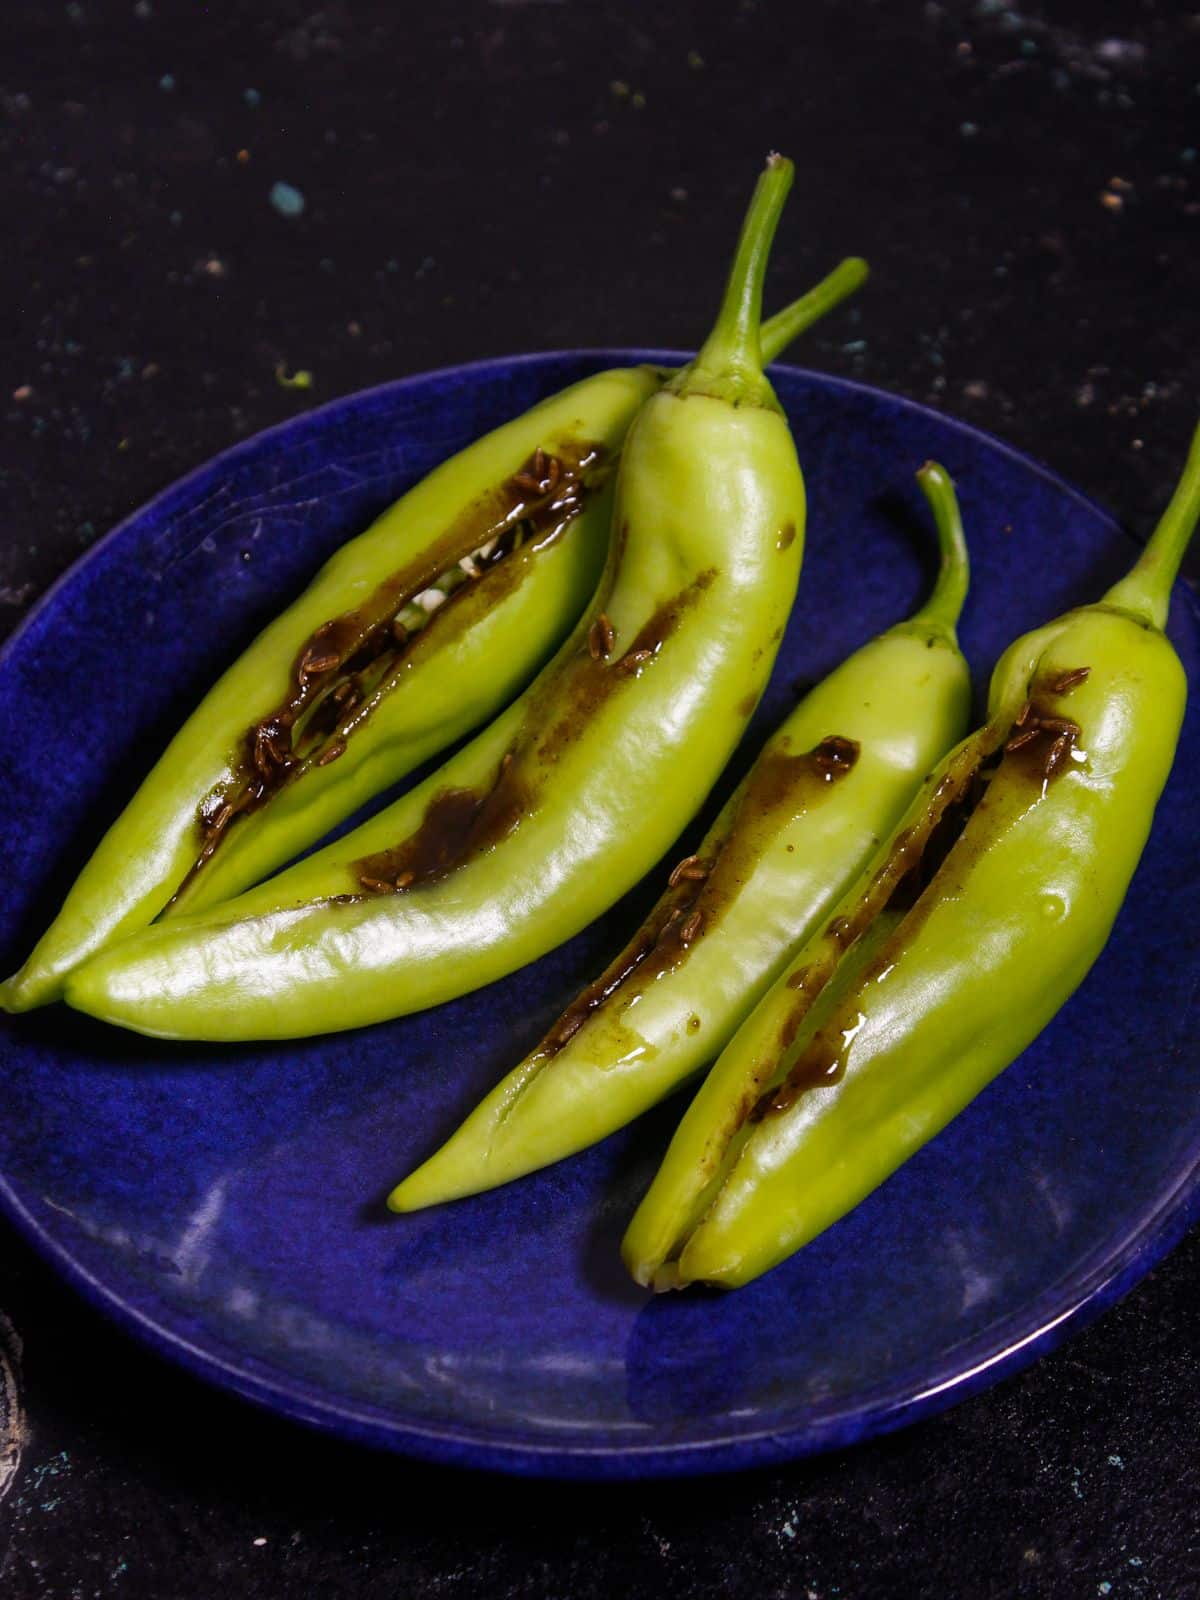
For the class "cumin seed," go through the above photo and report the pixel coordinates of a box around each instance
[1052,666,1090,694]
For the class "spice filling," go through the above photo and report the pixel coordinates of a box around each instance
[181,444,603,889]
[529,734,862,1061]
[748,666,1090,1123]
[350,574,719,898]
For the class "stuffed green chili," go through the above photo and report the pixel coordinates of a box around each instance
[2,250,865,1014]
[64,154,813,1042]
[625,422,1200,1291]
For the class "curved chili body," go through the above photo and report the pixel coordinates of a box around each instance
[1,254,867,1016]
[389,465,972,1212]
[0,369,655,1012]
[63,155,809,1042]
[625,422,1200,1291]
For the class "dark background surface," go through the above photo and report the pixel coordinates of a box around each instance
[1,1,1198,1595]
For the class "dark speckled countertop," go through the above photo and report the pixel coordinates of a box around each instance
[2,2,1198,1595]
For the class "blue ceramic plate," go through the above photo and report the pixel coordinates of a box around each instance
[1,355,1197,1480]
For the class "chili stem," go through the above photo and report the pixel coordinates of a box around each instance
[1104,420,1200,630]
[759,256,869,366]
[671,153,794,397]
[911,461,970,638]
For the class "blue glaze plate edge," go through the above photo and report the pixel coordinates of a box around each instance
[0,351,1196,1480]
[1,1133,1198,1480]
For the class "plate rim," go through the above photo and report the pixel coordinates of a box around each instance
[1,350,1197,1479]
[2,1150,1198,1479]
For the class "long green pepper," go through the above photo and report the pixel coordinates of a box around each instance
[626,422,1200,1292]
[1,247,865,1013]
[391,463,972,1212]
[63,154,813,1042]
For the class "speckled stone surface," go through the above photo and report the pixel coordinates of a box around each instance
[1,0,1198,1593]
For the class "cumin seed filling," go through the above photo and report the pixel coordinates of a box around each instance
[177,444,604,892]
[747,667,1089,1123]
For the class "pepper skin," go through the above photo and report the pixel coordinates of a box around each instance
[390,463,972,1212]
[0,257,866,1016]
[64,154,809,1042]
[624,422,1200,1292]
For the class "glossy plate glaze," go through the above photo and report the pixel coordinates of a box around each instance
[0,355,1197,1480]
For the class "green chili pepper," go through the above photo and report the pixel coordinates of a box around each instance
[62,154,812,1042]
[390,463,972,1212]
[0,257,866,1015]
[625,422,1200,1292]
